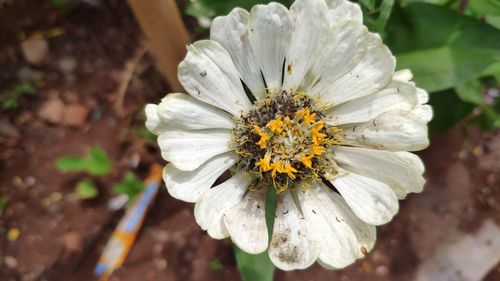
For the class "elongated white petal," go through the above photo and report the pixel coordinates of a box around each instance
[326,0,363,24]
[318,43,396,106]
[163,152,238,203]
[178,40,252,116]
[157,129,232,171]
[297,185,359,269]
[194,170,250,239]
[334,146,425,199]
[303,22,372,96]
[331,169,399,225]
[342,110,429,151]
[145,104,168,135]
[248,2,292,90]
[224,188,268,254]
[312,184,376,258]
[269,190,319,270]
[211,8,266,99]
[282,0,328,91]
[158,93,236,130]
[325,80,418,126]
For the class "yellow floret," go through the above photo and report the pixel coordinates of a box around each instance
[266,116,284,134]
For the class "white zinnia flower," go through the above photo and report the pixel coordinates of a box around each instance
[146,0,432,271]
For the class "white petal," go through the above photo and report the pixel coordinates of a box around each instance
[312,184,376,258]
[158,93,236,130]
[331,169,399,225]
[417,88,429,104]
[318,43,396,106]
[157,128,232,171]
[211,8,266,99]
[297,185,359,269]
[413,104,433,123]
[326,0,363,24]
[325,80,418,126]
[334,146,425,199]
[303,22,372,97]
[248,3,292,90]
[282,0,329,91]
[145,104,168,135]
[194,170,250,239]
[269,190,319,270]
[224,188,268,254]
[342,110,430,151]
[163,152,238,203]
[178,40,252,116]
[393,69,413,82]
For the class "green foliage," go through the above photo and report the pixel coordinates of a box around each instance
[235,246,275,281]
[186,0,294,22]
[428,90,475,134]
[361,0,395,33]
[386,3,500,92]
[0,196,9,215]
[208,259,224,272]
[113,171,145,202]
[55,147,111,176]
[75,179,99,199]
[1,82,36,110]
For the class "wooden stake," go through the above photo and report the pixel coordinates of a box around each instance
[127,0,190,92]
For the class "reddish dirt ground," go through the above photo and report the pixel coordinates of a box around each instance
[1,1,499,281]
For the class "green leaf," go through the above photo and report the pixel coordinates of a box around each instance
[468,0,500,16]
[0,196,9,215]
[428,89,475,135]
[113,171,145,202]
[55,146,111,176]
[75,179,99,199]
[186,0,294,21]
[208,260,224,272]
[87,147,111,175]
[365,0,395,33]
[455,79,484,105]
[386,3,500,92]
[235,246,275,281]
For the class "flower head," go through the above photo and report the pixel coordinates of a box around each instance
[146,0,432,271]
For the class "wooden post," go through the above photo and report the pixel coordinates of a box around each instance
[127,0,190,92]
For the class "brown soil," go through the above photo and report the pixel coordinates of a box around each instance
[1,1,499,281]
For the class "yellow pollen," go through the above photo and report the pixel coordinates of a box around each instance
[282,162,298,180]
[312,145,326,155]
[253,126,269,149]
[271,161,283,178]
[300,154,313,169]
[266,116,284,134]
[255,152,272,172]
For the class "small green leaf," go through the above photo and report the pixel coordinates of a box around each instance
[0,196,9,215]
[75,179,99,199]
[55,146,111,176]
[87,147,111,175]
[235,246,275,281]
[113,171,145,202]
[208,259,224,272]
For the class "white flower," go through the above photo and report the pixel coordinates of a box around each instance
[146,0,432,271]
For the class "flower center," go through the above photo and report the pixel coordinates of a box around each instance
[232,90,343,193]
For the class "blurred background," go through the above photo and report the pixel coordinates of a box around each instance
[0,0,499,280]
